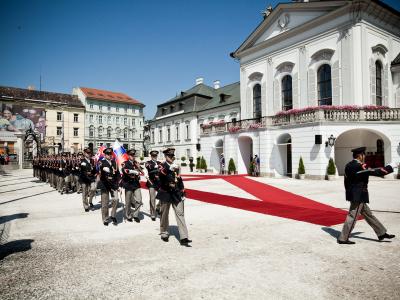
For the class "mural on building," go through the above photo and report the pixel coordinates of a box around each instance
[0,102,46,140]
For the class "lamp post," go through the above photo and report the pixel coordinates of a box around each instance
[325,134,336,147]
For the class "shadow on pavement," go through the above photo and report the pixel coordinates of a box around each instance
[0,213,29,225]
[0,190,56,206]
[321,227,363,239]
[169,225,181,242]
[0,185,47,194]
[0,239,34,260]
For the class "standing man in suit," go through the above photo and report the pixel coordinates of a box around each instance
[219,153,225,175]
[156,148,192,246]
[80,148,97,212]
[337,147,396,244]
[145,150,160,221]
[98,148,119,226]
[121,149,143,223]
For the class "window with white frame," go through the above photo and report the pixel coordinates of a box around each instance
[107,127,112,138]
[253,84,262,119]
[317,64,332,106]
[175,124,180,141]
[151,130,155,143]
[89,103,93,109]
[57,112,62,121]
[124,117,127,126]
[98,115,103,124]
[281,75,293,111]
[375,60,383,106]
[90,114,93,123]
[57,127,62,136]
[89,126,94,138]
[159,129,162,143]
[185,123,190,140]
[73,113,79,122]
[167,127,171,142]
[73,128,78,137]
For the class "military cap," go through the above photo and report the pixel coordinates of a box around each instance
[103,147,113,155]
[150,150,159,156]
[351,147,366,155]
[83,147,92,154]
[77,151,84,156]
[162,148,175,157]
[61,152,67,157]
[127,149,136,156]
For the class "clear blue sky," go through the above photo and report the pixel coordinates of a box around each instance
[1,0,399,119]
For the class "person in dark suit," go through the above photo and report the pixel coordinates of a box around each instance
[145,150,161,221]
[156,148,192,246]
[337,147,396,244]
[79,148,97,212]
[98,148,120,226]
[121,149,143,223]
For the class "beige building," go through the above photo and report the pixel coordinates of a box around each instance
[0,86,85,156]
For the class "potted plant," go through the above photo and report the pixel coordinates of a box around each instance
[228,158,236,175]
[196,157,201,171]
[181,156,187,167]
[201,156,207,172]
[249,160,254,176]
[298,156,305,179]
[326,158,336,180]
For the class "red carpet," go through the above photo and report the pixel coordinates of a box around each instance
[141,175,349,226]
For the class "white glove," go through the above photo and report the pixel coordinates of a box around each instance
[59,168,62,171]
[81,162,87,166]
[389,162,399,169]
[128,169,139,175]
[103,167,110,173]
[154,164,159,169]
[75,167,79,170]
[170,163,178,170]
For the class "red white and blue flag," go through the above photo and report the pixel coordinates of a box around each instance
[94,145,106,163]
[112,140,128,170]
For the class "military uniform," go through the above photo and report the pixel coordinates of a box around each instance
[338,147,395,244]
[156,148,191,246]
[98,148,120,226]
[121,149,143,222]
[145,150,160,221]
[80,148,97,212]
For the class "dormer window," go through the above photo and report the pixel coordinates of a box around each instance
[162,108,166,115]
[170,105,174,113]
[220,94,226,103]
[179,102,184,110]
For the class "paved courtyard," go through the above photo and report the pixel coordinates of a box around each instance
[0,169,399,299]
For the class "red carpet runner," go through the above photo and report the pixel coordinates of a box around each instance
[142,175,348,226]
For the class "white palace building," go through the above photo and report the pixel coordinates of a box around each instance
[200,0,400,179]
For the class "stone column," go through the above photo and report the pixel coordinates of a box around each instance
[15,133,25,169]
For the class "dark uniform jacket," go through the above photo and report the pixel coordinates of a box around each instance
[344,159,393,203]
[79,157,97,183]
[98,159,119,191]
[121,160,141,191]
[145,159,160,188]
[156,162,185,203]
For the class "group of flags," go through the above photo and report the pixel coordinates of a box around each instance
[94,140,129,170]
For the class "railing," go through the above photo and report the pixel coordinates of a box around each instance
[199,108,400,135]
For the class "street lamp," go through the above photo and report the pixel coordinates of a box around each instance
[325,134,336,147]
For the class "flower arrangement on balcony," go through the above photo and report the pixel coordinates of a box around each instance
[200,120,225,128]
[275,105,389,116]
[228,125,241,133]
[248,122,262,129]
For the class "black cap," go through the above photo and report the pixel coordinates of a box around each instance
[77,151,84,155]
[127,149,136,156]
[351,147,366,155]
[61,152,67,157]
[163,148,175,157]
[103,147,113,155]
[150,150,159,156]
[83,148,92,154]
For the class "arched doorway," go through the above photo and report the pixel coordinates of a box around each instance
[276,133,292,177]
[334,129,391,175]
[238,136,253,174]
[210,139,224,173]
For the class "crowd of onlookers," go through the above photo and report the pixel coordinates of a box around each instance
[0,154,12,165]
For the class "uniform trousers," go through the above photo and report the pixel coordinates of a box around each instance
[160,200,188,240]
[82,181,97,210]
[125,188,142,219]
[338,202,387,241]
[149,187,158,217]
[101,189,118,222]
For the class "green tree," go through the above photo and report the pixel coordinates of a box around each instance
[327,158,336,175]
[196,157,201,169]
[201,156,207,171]
[181,156,186,162]
[228,158,236,174]
[298,156,305,175]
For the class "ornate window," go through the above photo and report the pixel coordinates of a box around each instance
[89,126,94,138]
[107,127,112,138]
[98,127,103,138]
[317,64,332,106]
[281,75,292,111]
[375,61,383,106]
[253,84,262,119]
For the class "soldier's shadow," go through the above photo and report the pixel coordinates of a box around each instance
[168,225,182,242]
[321,227,391,243]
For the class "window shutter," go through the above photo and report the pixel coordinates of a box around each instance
[383,63,389,106]
[308,69,316,106]
[246,86,251,119]
[261,81,267,116]
[332,61,340,105]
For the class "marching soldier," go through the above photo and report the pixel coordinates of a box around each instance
[156,148,192,246]
[337,147,396,244]
[98,148,119,226]
[121,149,143,223]
[57,153,67,194]
[79,148,97,212]
[145,150,161,221]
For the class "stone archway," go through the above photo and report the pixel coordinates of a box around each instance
[275,133,292,177]
[334,128,391,175]
[210,139,224,173]
[238,136,253,174]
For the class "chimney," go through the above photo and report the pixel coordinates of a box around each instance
[195,77,204,85]
[213,80,221,89]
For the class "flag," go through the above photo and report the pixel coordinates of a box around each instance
[94,145,106,163]
[112,140,128,170]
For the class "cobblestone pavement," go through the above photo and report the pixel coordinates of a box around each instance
[0,169,399,299]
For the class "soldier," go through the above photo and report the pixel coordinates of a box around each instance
[98,147,119,226]
[121,149,143,223]
[57,153,67,194]
[145,150,161,221]
[72,153,82,194]
[337,147,396,244]
[80,148,97,212]
[156,148,192,246]
[219,153,225,175]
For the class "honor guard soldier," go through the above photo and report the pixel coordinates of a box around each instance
[58,153,67,194]
[156,148,192,246]
[338,147,396,244]
[145,150,161,221]
[121,149,143,223]
[98,147,120,226]
[80,148,97,212]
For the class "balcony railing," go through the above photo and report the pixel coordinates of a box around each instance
[200,107,400,135]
